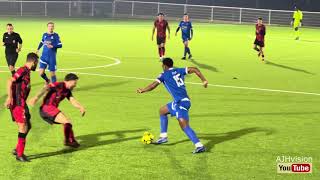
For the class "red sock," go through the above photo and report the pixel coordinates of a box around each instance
[64,123,76,143]
[17,133,26,157]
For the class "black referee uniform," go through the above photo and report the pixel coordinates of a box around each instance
[3,32,22,73]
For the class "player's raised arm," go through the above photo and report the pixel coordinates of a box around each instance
[69,97,86,116]
[137,81,160,94]
[187,67,208,88]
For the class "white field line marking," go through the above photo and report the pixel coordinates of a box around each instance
[58,71,320,96]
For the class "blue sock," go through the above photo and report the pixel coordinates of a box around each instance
[183,126,200,144]
[41,73,50,83]
[187,47,191,55]
[160,115,168,133]
[51,75,57,83]
[184,47,187,57]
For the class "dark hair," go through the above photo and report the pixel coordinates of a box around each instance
[184,13,188,16]
[7,23,13,27]
[64,73,79,81]
[158,12,164,16]
[258,17,262,20]
[162,58,174,68]
[47,22,54,26]
[26,52,39,62]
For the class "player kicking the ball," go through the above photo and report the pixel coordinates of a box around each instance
[137,58,208,154]
[4,53,39,162]
[29,73,85,148]
[253,17,266,62]
[152,13,170,61]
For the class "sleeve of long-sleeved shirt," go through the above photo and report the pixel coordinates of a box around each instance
[53,34,62,48]
[37,33,45,50]
[17,33,23,44]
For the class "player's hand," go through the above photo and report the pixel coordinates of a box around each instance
[168,35,170,40]
[16,48,21,53]
[36,50,39,55]
[203,80,208,88]
[175,32,177,36]
[28,97,38,107]
[80,107,86,117]
[47,44,53,49]
[137,88,144,94]
[4,97,12,109]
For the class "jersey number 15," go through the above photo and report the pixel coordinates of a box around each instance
[173,74,184,87]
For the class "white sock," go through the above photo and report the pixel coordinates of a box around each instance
[160,133,167,138]
[195,142,204,148]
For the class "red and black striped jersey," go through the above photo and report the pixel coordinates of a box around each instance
[11,66,31,107]
[42,82,72,107]
[154,19,168,38]
[255,24,266,41]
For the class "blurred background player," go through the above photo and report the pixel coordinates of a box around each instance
[152,13,170,61]
[137,58,208,154]
[2,23,23,75]
[291,7,303,40]
[253,17,266,62]
[36,22,62,83]
[4,53,39,162]
[175,14,193,60]
[29,73,85,148]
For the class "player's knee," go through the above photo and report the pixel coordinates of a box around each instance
[178,119,188,129]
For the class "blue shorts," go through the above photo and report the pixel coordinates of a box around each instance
[39,54,57,72]
[167,100,191,120]
[182,36,191,42]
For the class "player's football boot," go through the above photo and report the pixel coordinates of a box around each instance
[16,155,30,162]
[12,148,17,156]
[156,137,168,144]
[64,140,80,148]
[192,146,206,154]
[188,54,192,59]
[295,37,300,40]
[181,56,186,60]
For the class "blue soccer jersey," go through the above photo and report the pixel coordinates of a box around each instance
[156,67,190,102]
[38,32,62,71]
[179,21,192,40]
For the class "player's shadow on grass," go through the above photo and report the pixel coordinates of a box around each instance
[28,129,146,160]
[164,127,274,152]
[189,59,218,72]
[191,111,320,117]
[266,61,314,75]
[75,80,130,92]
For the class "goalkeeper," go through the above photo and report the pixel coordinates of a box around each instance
[291,7,303,40]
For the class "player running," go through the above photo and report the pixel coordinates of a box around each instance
[2,23,23,75]
[4,53,39,162]
[36,22,62,83]
[253,17,266,62]
[175,14,193,60]
[137,58,208,154]
[152,13,170,61]
[29,73,85,148]
[291,7,303,40]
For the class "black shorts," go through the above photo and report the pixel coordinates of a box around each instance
[5,53,19,66]
[157,36,166,45]
[254,39,265,47]
[40,106,60,125]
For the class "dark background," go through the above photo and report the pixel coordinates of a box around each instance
[21,0,320,12]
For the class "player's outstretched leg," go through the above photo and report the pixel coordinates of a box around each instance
[156,105,170,144]
[178,118,205,154]
[55,112,80,148]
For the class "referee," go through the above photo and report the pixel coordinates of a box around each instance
[3,23,23,75]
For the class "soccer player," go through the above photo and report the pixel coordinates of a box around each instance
[28,73,85,148]
[4,53,39,162]
[137,58,208,154]
[291,7,303,40]
[175,14,193,60]
[2,23,23,75]
[253,17,266,62]
[36,22,62,83]
[152,13,170,61]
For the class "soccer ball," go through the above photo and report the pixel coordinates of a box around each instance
[141,132,155,144]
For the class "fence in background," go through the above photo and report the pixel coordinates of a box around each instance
[0,0,319,26]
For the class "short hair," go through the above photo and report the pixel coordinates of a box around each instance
[158,12,164,16]
[26,52,39,62]
[184,13,188,16]
[258,17,262,20]
[162,58,174,68]
[7,23,13,27]
[47,22,54,26]
[64,73,79,81]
